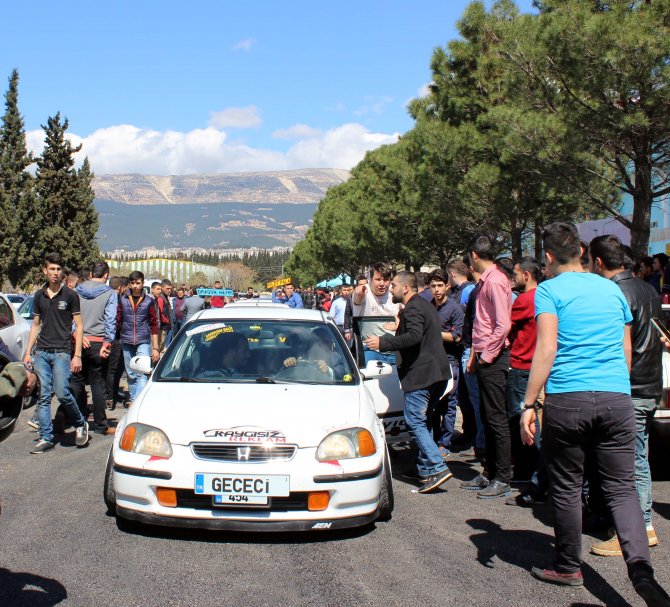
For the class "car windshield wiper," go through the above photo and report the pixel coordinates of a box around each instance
[255,376,295,384]
[176,376,207,382]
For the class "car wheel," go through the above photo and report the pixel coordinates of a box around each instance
[377,451,394,522]
[103,449,117,515]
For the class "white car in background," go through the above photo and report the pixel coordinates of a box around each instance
[105,305,394,532]
[0,293,30,360]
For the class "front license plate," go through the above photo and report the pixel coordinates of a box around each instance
[194,473,290,501]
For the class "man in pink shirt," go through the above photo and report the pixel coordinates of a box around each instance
[461,235,513,499]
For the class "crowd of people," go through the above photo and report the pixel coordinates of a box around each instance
[3,220,670,605]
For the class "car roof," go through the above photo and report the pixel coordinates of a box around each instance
[192,304,329,322]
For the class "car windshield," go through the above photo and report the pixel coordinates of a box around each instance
[155,320,358,385]
[17,296,34,319]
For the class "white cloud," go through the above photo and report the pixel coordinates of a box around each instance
[353,95,394,117]
[25,122,399,174]
[209,106,261,129]
[232,38,256,52]
[272,124,322,140]
[418,83,432,98]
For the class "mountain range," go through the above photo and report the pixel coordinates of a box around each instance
[94,168,349,251]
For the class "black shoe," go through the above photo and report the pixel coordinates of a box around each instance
[461,473,489,490]
[30,440,55,454]
[477,480,512,499]
[505,492,547,507]
[417,469,454,493]
[402,470,427,482]
[633,571,670,607]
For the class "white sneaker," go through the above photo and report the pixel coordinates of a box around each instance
[75,421,89,447]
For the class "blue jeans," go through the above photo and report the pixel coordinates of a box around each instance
[633,397,658,527]
[33,350,86,444]
[122,342,152,402]
[461,347,485,450]
[506,368,529,419]
[404,380,449,477]
[434,364,459,451]
[363,346,396,366]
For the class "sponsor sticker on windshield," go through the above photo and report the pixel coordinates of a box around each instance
[186,323,227,337]
[204,326,234,342]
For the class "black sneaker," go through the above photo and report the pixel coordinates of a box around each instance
[402,470,427,482]
[30,440,55,454]
[461,474,489,490]
[417,469,453,493]
[505,492,547,507]
[633,572,670,607]
[477,480,513,499]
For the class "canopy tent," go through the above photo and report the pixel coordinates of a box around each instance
[316,274,352,288]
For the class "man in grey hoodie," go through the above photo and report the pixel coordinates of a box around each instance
[69,261,118,436]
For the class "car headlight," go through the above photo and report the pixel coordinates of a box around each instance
[120,423,173,458]
[316,428,376,461]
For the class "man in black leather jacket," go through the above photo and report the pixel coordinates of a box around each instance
[590,235,662,556]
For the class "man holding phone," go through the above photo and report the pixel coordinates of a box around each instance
[589,235,663,556]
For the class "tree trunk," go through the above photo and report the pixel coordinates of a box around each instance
[534,220,543,260]
[630,148,653,261]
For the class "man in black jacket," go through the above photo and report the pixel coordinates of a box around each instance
[589,235,663,556]
[364,271,453,493]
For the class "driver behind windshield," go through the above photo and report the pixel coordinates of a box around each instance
[282,327,346,379]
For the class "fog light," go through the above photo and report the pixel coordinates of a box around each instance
[308,491,330,511]
[156,487,177,507]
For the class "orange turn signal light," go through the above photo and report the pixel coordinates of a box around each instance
[156,487,177,508]
[308,491,330,511]
[120,425,136,451]
[357,430,376,457]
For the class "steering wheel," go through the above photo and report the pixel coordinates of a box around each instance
[275,359,328,381]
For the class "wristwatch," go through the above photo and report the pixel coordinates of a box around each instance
[523,401,542,412]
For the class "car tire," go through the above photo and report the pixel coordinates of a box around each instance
[377,451,394,522]
[103,449,117,516]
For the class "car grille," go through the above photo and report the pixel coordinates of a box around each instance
[190,443,297,463]
[175,490,309,512]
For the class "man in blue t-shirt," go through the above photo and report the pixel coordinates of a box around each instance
[519,222,669,605]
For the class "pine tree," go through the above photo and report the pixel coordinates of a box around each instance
[34,113,101,273]
[0,69,36,287]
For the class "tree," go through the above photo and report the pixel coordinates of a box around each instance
[0,69,37,287]
[499,0,670,258]
[34,113,101,274]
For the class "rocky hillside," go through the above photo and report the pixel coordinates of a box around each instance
[93,168,350,205]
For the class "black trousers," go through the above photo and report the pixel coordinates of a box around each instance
[476,349,511,483]
[70,342,109,434]
[105,340,123,403]
[543,391,652,577]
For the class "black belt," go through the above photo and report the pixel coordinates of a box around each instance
[35,348,70,353]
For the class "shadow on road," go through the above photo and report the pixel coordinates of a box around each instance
[0,568,67,606]
[466,518,632,607]
[653,501,670,521]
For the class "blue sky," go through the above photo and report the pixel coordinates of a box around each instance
[1,0,535,175]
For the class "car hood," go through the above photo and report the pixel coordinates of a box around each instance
[134,382,363,447]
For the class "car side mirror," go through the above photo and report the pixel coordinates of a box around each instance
[360,360,393,380]
[129,355,153,376]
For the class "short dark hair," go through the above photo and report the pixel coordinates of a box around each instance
[129,270,144,282]
[467,234,497,261]
[429,269,448,284]
[447,260,469,277]
[622,245,634,271]
[495,257,515,280]
[542,222,581,265]
[589,235,624,271]
[108,276,122,290]
[67,270,80,280]
[161,279,172,287]
[151,281,161,289]
[370,262,393,281]
[393,270,417,290]
[91,261,110,279]
[356,274,367,283]
[44,252,64,267]
[120,276,129,286]
[516,256,542,283]
[640,256,654,269]
[653,253,668,269]
[414,271,430,289]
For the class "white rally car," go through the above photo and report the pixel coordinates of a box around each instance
[105,304,395,532]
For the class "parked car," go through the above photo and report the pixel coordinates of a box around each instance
[3,293,26,311]
[17,294,35,322]
[0,294,30,361]
[105,305,395,532]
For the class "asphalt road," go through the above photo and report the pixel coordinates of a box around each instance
[1,414,669,607]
